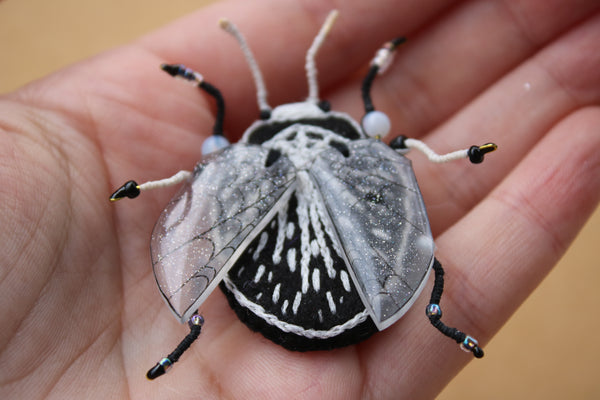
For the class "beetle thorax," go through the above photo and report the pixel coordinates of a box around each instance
[262,124,351,170]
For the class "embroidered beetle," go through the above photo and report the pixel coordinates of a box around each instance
[111,11,497,380]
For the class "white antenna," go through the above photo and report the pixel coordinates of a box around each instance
[220,18,271,115]
[305,10,339,104]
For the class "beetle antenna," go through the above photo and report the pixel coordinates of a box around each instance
[306,10,339,105]
[361,37,406,113]
[426,259,484,358]
[160,64,231,154]
[220,18,271,119]
[160,64,226,137]
[146,314,205,380]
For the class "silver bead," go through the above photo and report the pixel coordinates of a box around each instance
[189,314,205,327]
[159,357,173,372]
[460,335,479,353]
[426,303,442,318]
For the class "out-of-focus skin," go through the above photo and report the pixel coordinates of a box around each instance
[0,0,598,398]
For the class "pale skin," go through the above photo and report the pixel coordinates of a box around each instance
[1,0,599,398]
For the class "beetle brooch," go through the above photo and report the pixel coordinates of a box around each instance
[111,10,497,380]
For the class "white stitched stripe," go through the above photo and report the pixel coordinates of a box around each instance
[297,179,311,294]
[222,276,369,339]
[312,268,321,292]
[272,283,281,303]
[253,232,269,261]
[286,222,295,239]
[326,291,337,314]
[309,200,336,278]
[253,264,266,283]
[272,203,288,265]
[292,291,302,314]
[281,299,289,315]
[287,248,297,272]
[340,270,351,292]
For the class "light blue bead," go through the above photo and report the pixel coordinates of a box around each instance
[202,135,230,155]
[362,110,391,138]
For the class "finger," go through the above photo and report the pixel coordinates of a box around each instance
[412,10,600,234]
[330,0,600,133]
[136,0,459,135]
[440,107,600,335]
[112,0,600,231]
[24,0,456,191]
[84,0,464,262]
[360,106,600,399]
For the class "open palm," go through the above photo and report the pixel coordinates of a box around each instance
[1,0,599,398]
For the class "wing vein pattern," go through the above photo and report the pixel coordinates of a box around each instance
[310,140,434,330]
[151,145,296,323]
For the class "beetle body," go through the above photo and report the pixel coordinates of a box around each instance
[110,11,492,379]
[151,101,434,350]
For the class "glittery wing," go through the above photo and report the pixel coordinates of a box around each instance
[151,144,296,323]
[309,139,434,330]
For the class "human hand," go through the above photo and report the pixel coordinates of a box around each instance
[1,0,598,399]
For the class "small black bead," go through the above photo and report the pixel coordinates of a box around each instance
[389,135,408,150]
[110,180,140,201]
[468,146,484,164]
[318,100,331,112]
[468,143,497,164]
[473,346,485,358]
[260,109,272,120]
[391,37,407,47]
[161,64,182,77]
[146,363,166,380]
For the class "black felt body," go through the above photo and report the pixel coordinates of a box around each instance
[246,117,362,145]
[220,192,378,351]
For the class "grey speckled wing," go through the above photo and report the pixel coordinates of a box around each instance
[310,139,434,330]
[151,145,296,323]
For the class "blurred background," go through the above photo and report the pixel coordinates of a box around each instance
[1,0,598,398]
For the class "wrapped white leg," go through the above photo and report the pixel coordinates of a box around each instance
[390,136,497,164]
[110,170,192,201]
[138,170,192,191]
[404,138,470,163]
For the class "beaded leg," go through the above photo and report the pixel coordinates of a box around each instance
[426,259,484,358]
[146,313,205,380]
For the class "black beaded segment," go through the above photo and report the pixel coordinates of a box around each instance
[146,317,203,380]
[159,63,227,137]
[361,66,379,113]
[198,81,226,137]
[427,259,484,358]
[361,37,406,114]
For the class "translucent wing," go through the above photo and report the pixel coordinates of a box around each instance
[151,145,296,323]
[310,140,434,330]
